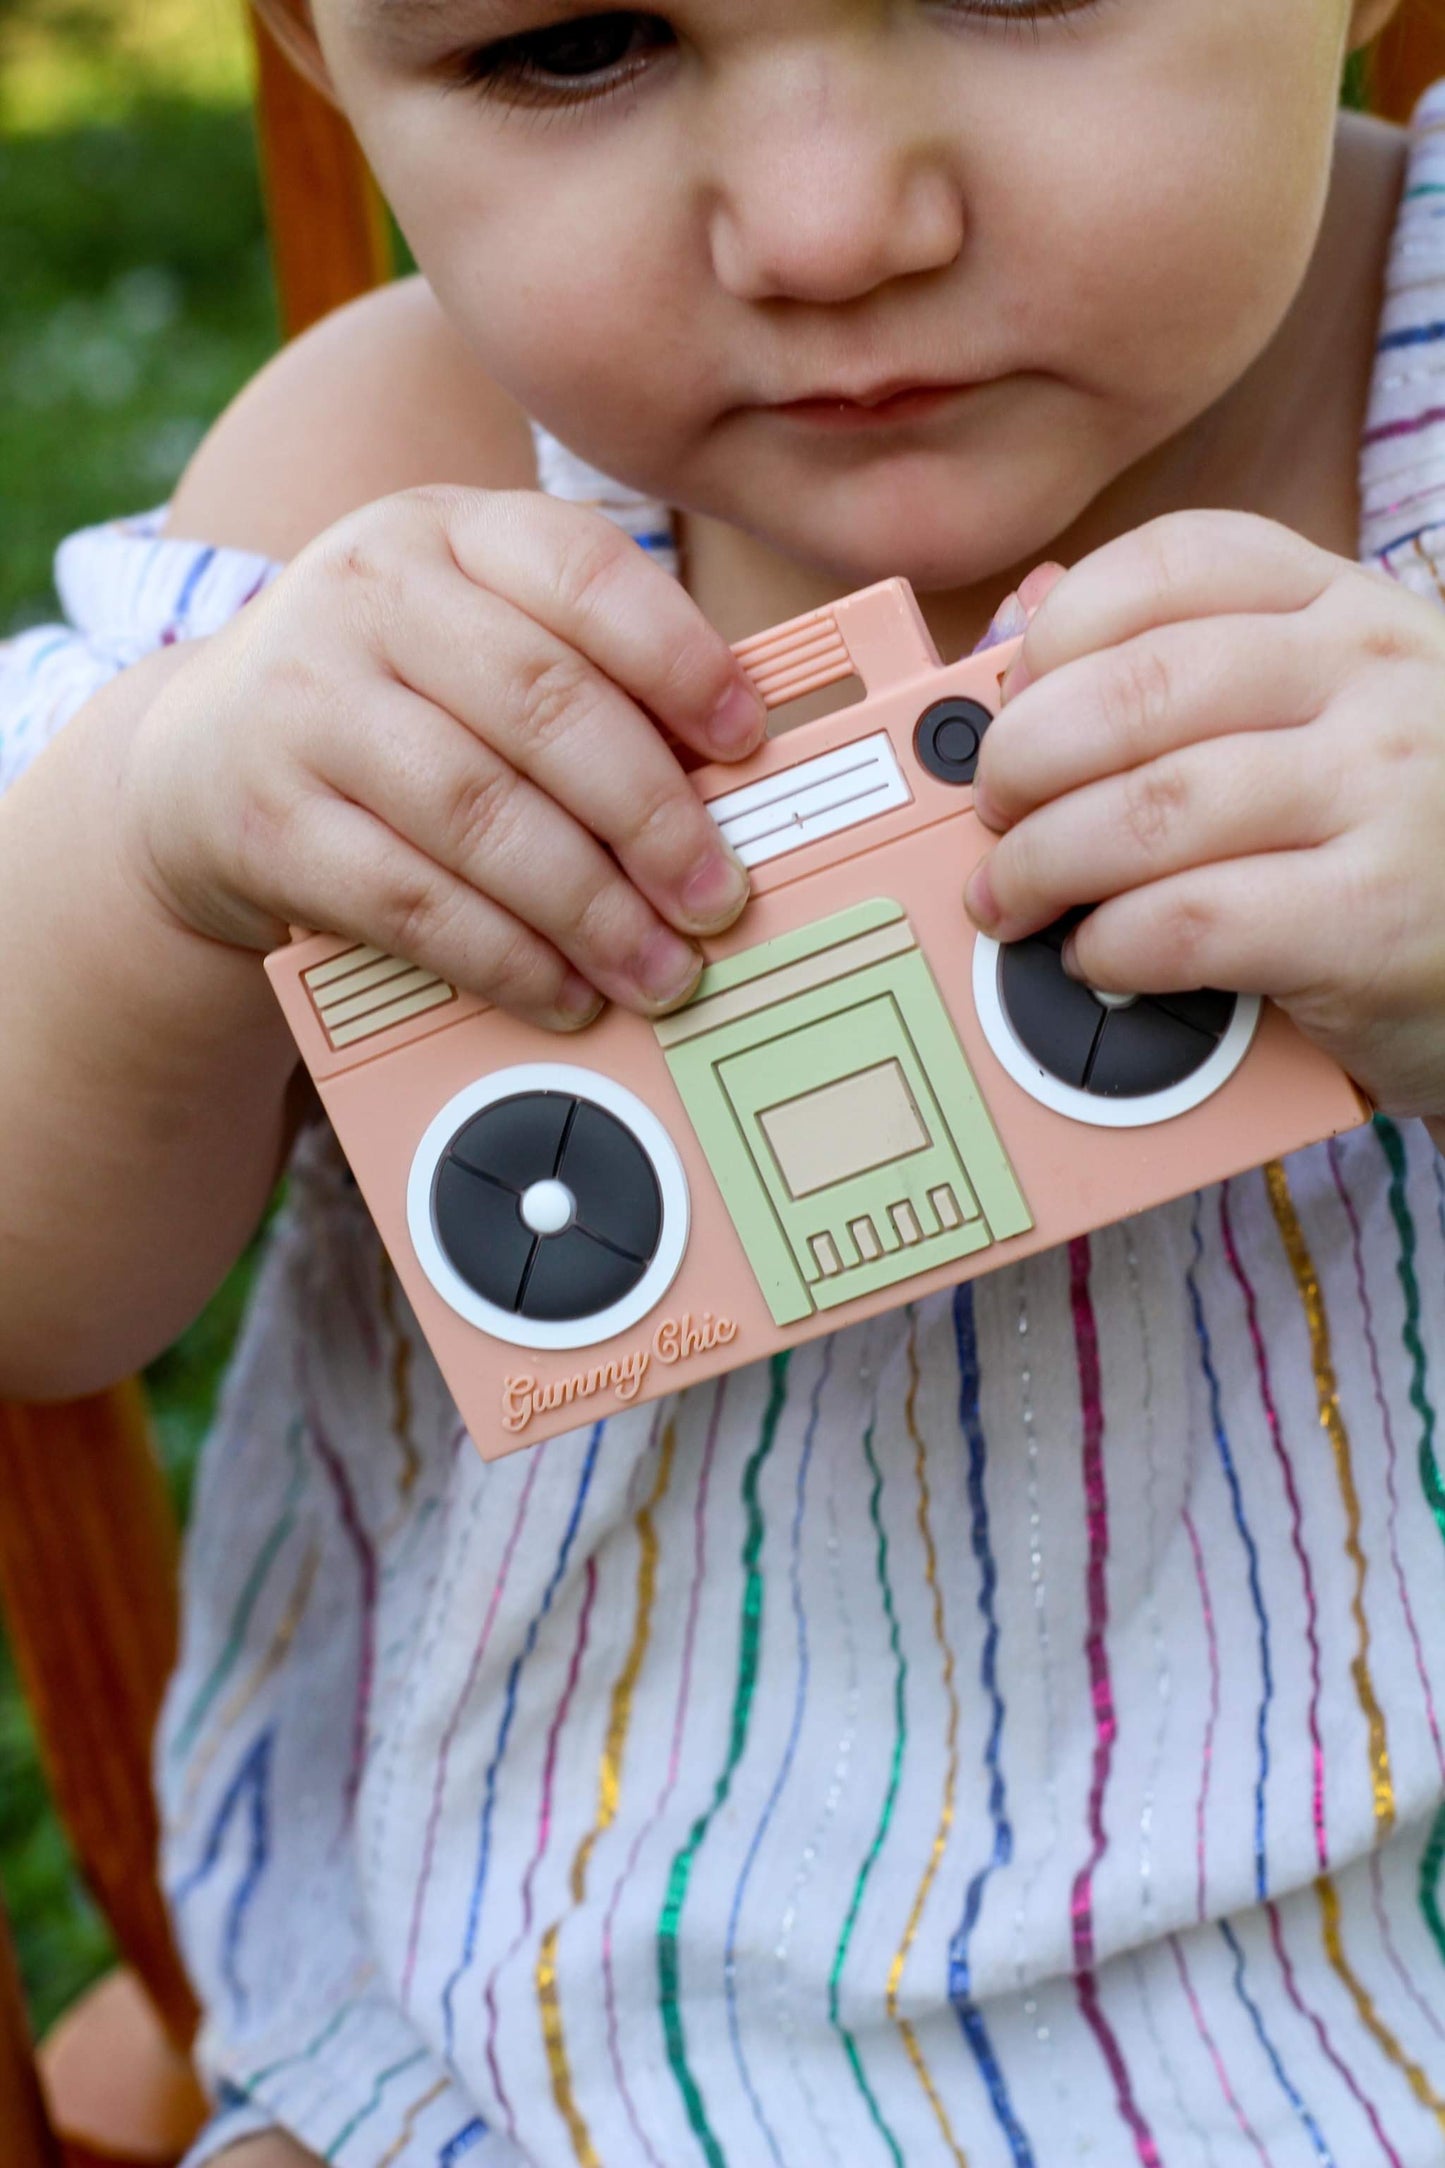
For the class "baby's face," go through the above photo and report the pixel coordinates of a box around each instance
[312,0,1363,591]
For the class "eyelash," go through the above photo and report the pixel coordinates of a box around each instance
[455,0,1094,112]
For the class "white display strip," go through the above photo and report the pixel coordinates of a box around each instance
[705,731,910,868]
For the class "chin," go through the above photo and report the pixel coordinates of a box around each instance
[758,460,1093,597]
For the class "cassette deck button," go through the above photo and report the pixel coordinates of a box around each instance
[520,1226,652,1322]
[995,913,1239,1103]
[560,1102,663,1262]
[1088,1002,1222,1099]
[432,1157,537,1313]
[1151,986,1236,1038]
[448,1091,574,1185]
[997,935,1107,1087]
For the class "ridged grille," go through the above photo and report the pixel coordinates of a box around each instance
[303,944,456,1048]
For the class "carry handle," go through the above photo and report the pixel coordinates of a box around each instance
[731,579,941,710]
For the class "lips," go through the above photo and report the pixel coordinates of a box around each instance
[780,378,957,409]
[769,380,975,428]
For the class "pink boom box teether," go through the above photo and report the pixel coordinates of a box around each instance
[265,579,1371,1455]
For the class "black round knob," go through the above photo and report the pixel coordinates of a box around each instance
[433,1089,662,1321]
[997,914,1238,1100]
[913,697,993,786]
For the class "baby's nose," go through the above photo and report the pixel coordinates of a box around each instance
[703,59,965,305]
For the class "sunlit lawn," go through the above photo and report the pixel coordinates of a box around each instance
[1,103,277,636]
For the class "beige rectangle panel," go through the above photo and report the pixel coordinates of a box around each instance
[891,1200,923,1247]
[929,1184,963,1230]
[759,1059,930,1200]
[850,1215,882,1262]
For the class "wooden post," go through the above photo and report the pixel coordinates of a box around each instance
[0,1888,61,2168]
[0,1386,198,2049]
[248,5,394,338]
[1370,0,1445,121]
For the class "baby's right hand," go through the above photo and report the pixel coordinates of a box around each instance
[123,486,767,1029]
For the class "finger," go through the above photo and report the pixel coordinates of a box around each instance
[281,795,607,1031]
[309,681,707,1015]
[1052,848,1342,1005]
[351,487,766,761]
[966,722,1340,945]
[1018,561,1067,612]
[352,559,753,942]
[1003,511,1338,700]
[975,607,1333,830]
[973,563,1066,655]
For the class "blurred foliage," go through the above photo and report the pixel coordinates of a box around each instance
[0,103,278,637]
[0,1640,111,2037]
[0,0,251,130]
[1344,48,1371,110]
[0,0,279,2041]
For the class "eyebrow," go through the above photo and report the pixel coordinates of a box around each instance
[349,0,515,29]
[359,0,542,17]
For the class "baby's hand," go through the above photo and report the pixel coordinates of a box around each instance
[122,487,765,1030]
[964,509,1445,1124]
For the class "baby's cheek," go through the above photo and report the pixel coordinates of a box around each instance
[990,5,1340,444]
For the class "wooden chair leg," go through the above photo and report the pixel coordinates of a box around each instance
[248,5,393,338]
[1370,1,1445,122]
[0,1886,62,2168]
[0,1386,197,2048]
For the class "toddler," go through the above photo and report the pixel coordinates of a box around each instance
[4,0,1445,2161]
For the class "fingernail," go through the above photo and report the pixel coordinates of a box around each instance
[1060,933,1082,981]
[1018,561,1066,610]
[975,592,1030,653]
[556,971,604,1025]
[965,866,1000,933]
[633,927,702,1009]
[679,844,750,928]
[709,677,767,755]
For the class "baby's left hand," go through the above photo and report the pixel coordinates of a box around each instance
[965,510,1445,1131]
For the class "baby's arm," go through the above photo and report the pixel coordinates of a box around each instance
[0,643,305,1398]
[0,279,764,1401]
[0,283,518,1399]
[210,2137,322,2167]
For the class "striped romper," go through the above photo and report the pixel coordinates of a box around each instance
[6,82,1445,2168]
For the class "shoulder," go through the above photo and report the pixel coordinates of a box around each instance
[163,275,539,562]
[1332,104,1409,255]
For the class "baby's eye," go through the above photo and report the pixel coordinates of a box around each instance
[457,11,674,105]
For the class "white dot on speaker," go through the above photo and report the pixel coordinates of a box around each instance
[519,1179,576,1236]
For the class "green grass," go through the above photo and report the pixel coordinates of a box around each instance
[0,100,278,639]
